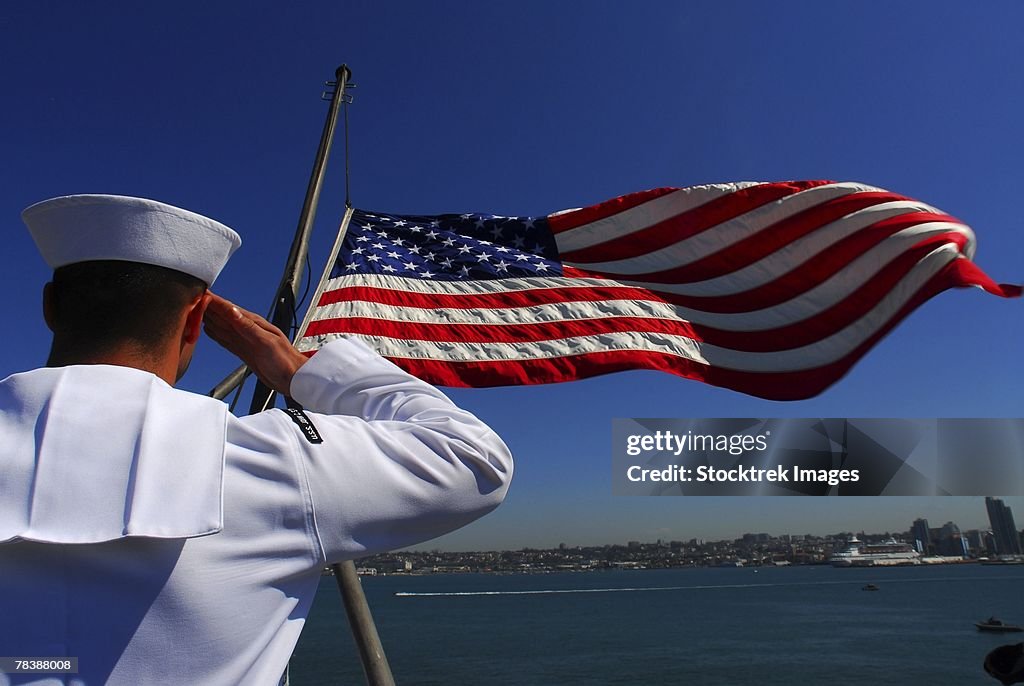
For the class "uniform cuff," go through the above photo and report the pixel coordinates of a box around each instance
[288,337,397,410]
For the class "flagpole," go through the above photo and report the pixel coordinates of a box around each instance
[292,207,356,345]
[248,63,351,414]
[209,364,247,400]
[208,64,396,686]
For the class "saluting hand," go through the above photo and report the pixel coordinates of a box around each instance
[203,292,308,396]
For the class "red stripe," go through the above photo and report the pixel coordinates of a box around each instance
[562,191,914,273]
[306,314,701,344]
[558,180,845,264]
[548,181,835,236]
[569,209,959,285]
[547,187,685,234]
[942,259,1023,298]
[312,262,970,399]
[305,233,971,353]
[569,217,968,314]
[675,223,969,312]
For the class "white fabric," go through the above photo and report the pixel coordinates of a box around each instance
[0,337,513,686]
[0,365,228,543]
[22,194,241,286]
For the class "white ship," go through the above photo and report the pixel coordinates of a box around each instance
[829,537,921,567]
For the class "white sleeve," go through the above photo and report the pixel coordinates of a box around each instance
[285,337,513,562]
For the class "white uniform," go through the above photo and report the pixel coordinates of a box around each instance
[0,337,513,685]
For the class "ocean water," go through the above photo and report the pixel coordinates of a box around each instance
[290,564,1024,685]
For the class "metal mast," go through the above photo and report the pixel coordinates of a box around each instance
[210,64,396,686]
[249,64,349,413]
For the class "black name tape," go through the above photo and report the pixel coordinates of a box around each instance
[284,407,323,444]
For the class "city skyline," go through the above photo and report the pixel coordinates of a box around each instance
[410,495,1024,551]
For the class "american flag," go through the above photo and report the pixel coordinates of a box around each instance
[295,181,1019,400]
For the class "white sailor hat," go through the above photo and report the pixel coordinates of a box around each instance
[21,194,242,286]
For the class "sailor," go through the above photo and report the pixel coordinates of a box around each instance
[0,195,513,684]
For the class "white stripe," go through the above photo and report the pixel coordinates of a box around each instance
[625,220,971,303]
[553,181,764,253]
[311,297,685,327]
[296,245,959,372]
[309,223,971,331]
[643,208,971,297]
[562,183,899,274]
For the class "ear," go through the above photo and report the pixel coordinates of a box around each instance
[182,292,213,345]
[42,282,56,332]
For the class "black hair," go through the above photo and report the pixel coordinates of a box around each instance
[47,260,206,358]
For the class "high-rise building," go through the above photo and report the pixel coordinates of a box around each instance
[911,518,933,555]
[965,529,986,555]
[938,521,968,557]
[985,497,1023,556]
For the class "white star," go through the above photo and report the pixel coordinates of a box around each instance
[372,242,385,250]
[393,238,405,247]
[495,245,511,253]
[461,213,473,219]
[403,262,418,271]
[514,254,530,262]
[345,263,358,271]
[382,264,396,273]
[408,245,421,254]
[535,261,549,272]
[442,237,456,247]
[387,251,401,259]
[523,218,535,229]
[426,230,439,239]
[409,225,422,233]
[474,219,485,229]
[361,224,374,230]
[459,266,471,277]
[356,235,371,242]
[457,244,472,254]
[495,260,509,272]
[421,270,434,279]
[478,239,493,246]
[476,252,492,262]
[441,258,453,268]
[393,220,407,227]
[424,251,436,261]
[430,220,440,227]
[367,254,381,262]
[351,247,365,255]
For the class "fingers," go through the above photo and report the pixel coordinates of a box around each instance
[207,294,288,341]
[202,292,308,396]
[205,296,265,344]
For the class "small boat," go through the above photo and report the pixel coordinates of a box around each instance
[861,584,879,591]
[976,617,1024,633]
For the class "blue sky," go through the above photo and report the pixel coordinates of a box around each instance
[2,2,1021,549]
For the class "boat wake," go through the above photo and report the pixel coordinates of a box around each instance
[397,581,838,597]
[394,574,1024,598]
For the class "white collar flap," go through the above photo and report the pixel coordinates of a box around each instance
[0,365,228,544]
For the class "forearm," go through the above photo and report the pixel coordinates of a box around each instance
[286,337,513,560]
